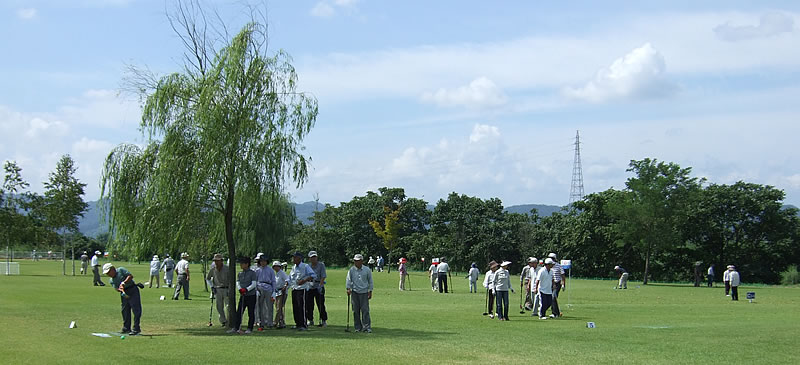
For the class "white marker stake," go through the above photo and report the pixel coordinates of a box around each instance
[587,322,596,328]
[159,295,165,301]
[69,321,76,328]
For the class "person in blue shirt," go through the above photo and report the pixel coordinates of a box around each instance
[103,263,142,335]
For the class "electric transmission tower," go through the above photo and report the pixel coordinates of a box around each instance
[569,130,585,204]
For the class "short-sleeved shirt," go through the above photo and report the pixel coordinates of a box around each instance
[91,255,100,266]
[436,262,450,273]
[273,269,290,297]
[238,268,258,296]
[175,259,189,274]
[429,264,438,275]
[162,258,175,270]
[110,267,135,289]
[552,263,564,282]
[206,264,230,288]
[80,254,88,263]
[536,267,554,295]
[310,261,327,289]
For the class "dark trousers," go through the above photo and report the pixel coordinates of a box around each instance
[731,286,739,301]
[438,273,449,293]
[488,290,495,314]
[121,285,142,332]
[305,287,328,322]
[173,274,189,299]
[495,290,509,319]
[724,281,730,295]
[708,274,714,287]
[552,282,562,316]
[234,294,256,331]
[291,289,307,328]
[539,293,553,318]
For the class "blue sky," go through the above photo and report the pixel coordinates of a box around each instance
[2,0,800,207]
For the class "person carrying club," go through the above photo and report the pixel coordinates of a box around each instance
[614,265,628,289]
[346,254,374,333]
[206,253,230,327]
[493,261,515,320]
[289,251,316,331]
[522,257,537,310]
[80,251,89,275]
[161,254,175,288]
[729,265,740,301]
[306,250,328,327]
[271,260,290,329]
[429,258,439,291]
[91,250,105,286]
[549,253,564,317]
[467,262,479,293]
[526,257,541,316]
[148,255,160,288]
[437,257,450,293]
[483,261,498,318]
[723,265,732,296]
[103,263,142,335]
[227,256,257,334]
[398,257,408,291]
[254,253,276,330]
[172,252,191,300]
[534,258,557,319]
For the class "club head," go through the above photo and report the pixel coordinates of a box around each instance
[519,310,525,314]
[482,312,488,316]
[207,322,213,327]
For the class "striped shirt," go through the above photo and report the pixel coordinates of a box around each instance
[552,263,564,283]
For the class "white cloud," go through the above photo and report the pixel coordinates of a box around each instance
[469,124,500,143]
[421,77,508,109]
[564,43,678,103]
[16,8,37,20]
[310,2,335,18]
[714,12,795,42]
[310,0,359,18]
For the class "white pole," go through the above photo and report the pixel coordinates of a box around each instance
[568,268,571,307]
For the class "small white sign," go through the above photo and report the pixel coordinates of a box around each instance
[69,321,76,329]
[587,322,596,328]
[561,260,572,270]
[159,295,166,301]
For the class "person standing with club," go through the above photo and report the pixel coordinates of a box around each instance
[519,258,531,309]
[173,252,191,300]
[271,260,290,329]
[289,251,316,331]
[91,250,105,286]
[398,258,408,291]
[707,264,715,288]
[346,254,374,333]
[526,257,541,316]
[729,265,740,301]
[80,251,89,275]
[723,265,732,296]
[254,253,275,330]
[206,254,230,327]
[161,254,175,288]
[306,251,328,327]
[549,253,564,317]
[228,257,257,334]
[148,255,160,288]
[437,257,450,293]
[103,263,142,335]
[483,261,498,318]
[493,261,514,320]
[522,257,537,310]
[534,258,557,319]
[429,258,439,291]
[614,265,628,289]
[467,263,479,293]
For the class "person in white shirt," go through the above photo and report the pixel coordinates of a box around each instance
[549,253,564,317]
[534,258,556,319]
[492,261,515,320]
[161,254,176,287]
[172,252,191,300]
[289,251,316,330]
[91,251,105,286]
[723,265,732,296]
[148,255,161,288]
[707,264,715,288]
[525,257,540,315]
[437,257,451,293]
[271,261,290,329]
[483,261,498,318]
[467,263,480,293]
[429,258,439,291]
[728,265,740,301]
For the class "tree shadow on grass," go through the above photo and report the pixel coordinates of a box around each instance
[174,325,454,339]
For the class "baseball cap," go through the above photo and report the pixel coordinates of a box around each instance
[544,258,555,265]
[308,251,318,258]
[102,263,114,274]
[527,257,537,263]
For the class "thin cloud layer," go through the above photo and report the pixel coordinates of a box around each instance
[16,8,37,20]
[421,77,508,109]
[564,43,678,103]
[714,12,795,42]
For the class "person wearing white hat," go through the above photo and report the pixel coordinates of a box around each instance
[172,252,191,300]
[520,257,535,310]
[549,253,564,317]
[728,265,740,301]
[103,263,142,335]
[492,261,515,320]
[614,265,628,289]
[723,265,733,296]
[467,262,480,293]
[429,258,439,291]
[524,257,539,312]
[483,261,499,318]
[254,253,276,330]
[271,260,290,329]
[346,254,374,332]
[80,251,89,275]
[161,254,176,287]
[535,258,557,319]
[148,255,161,288]
[368,256,376,272]
[206,254,230,327]
[91,250,105,286]
[306,251,328,327]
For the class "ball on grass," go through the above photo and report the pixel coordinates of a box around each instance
[120,335,125,340]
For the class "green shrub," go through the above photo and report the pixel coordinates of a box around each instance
[781,266,800,285]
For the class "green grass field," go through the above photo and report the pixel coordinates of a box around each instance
[1,260,799,364]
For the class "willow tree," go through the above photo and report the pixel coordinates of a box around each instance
[101,2,317,327]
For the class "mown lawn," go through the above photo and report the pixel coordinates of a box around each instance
[1,260,798,364]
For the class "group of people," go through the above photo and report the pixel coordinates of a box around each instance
[482,253,566,321]
[427,257,452,293]
[367,255,385,272]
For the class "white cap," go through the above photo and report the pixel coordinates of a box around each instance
[255,253,265,261]
[614,265,620,270]
[527,257,537,263]
[153,255,159,260]
[308,251,318,258]
[181,252,189,258]
[501,261,512,267]
[102,263,114,275]
[544,258,555,265]
[548,253,557,259]
[94,250,101,255]
[271,260,282,267]
[353,254,364,261]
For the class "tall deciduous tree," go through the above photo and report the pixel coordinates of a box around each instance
[369,205,402,272]
[101,2,317,326]
[43,155,88,275]
[3,161,30,263]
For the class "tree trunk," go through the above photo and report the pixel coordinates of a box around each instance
[71,239,75,276]
[387,253,391,274]
[202,255,208,292]
[643,241,651,285]
[224,187,237,329]
[62,233,66,276]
